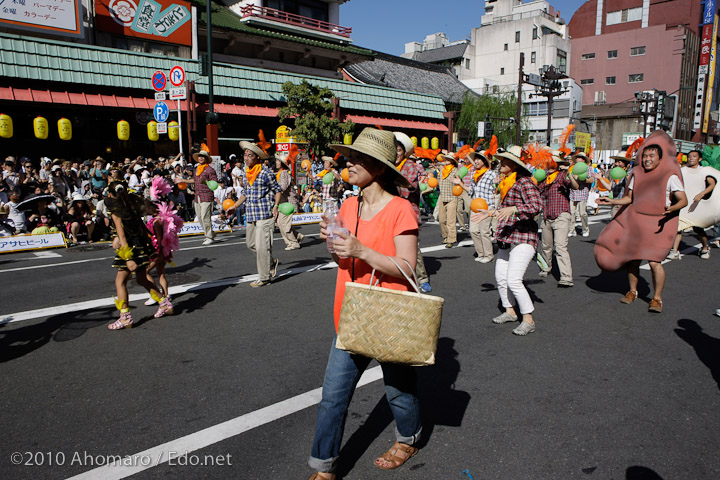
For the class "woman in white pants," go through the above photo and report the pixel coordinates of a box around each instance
[476,147,543,335]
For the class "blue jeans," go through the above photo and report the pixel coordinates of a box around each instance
[309,337,422,472]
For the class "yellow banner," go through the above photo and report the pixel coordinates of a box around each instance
[704,14,719,133]
[575,132,591,150]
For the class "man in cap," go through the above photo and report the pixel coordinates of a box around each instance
[174,149,218,245]
[394,131,432,292]
[437,154,460,247]
[228,141,282,287]
[275,152,304,250]
[536,151,579,287]
[567,152,593,237]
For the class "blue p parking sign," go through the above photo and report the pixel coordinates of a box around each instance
[154,101,169,123]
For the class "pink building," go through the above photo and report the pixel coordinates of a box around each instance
[569,0,703,141]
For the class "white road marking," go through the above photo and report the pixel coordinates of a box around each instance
[0,257,109,274]
[33,250,62,258]
[640,242,703,270]
[65,366,384,480]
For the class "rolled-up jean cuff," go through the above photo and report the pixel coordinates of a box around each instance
[308,456,336,473]
[396,426,422,446]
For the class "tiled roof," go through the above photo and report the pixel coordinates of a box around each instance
[0,33,446,119]
[344,52,476,104]
[410,43,468,64]
[192,0,372,56]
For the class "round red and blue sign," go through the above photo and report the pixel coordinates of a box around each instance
[152,71,167,92]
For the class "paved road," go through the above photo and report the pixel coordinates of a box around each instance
[1,209,719,480]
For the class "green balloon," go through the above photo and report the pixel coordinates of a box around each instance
[458,166,469,179]
[572,162,588,175]
[577,172,588,181]
[533,169,546,182]
[420,183,428,192]
[206,180,219,191]
[322,173,334,185]
[610,167,627,180]
[278,202,295,216]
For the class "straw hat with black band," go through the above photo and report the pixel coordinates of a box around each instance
[393,131,415,159]
[609,150,635,164]
[571,151,589,162]
[238,141,269,160]
[328,127,411,188]
[274,152,290,169]
[494,146,532,175]
[548,149,570,166]
[192,150,212,163]
[321,155,338,167]
[468,151,493,168]
[439,154,458,166]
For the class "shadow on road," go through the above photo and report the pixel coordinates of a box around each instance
[333,337,469,478]
[626,465,664,479]
[586,269,651,299]
[674,319,720,390]
[0,306,115,363]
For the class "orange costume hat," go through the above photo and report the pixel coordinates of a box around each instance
[594,130,682,271]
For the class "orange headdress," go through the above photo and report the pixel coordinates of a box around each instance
[525,143,555,170]
[483,135,498,157]
[626,137,644,159]
[258,130,271,153]
[557,124,575,157]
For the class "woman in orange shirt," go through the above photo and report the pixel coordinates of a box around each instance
[308,128,421,479]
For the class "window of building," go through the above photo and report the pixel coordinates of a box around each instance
[532,26,538,39]
[581,53,596,60]
[515,31,520,43]
[606,76,616,85]
[607,50,618,59]
[606,7,642,25]
[580,79,594,85]
[628,73,644,83]
[630,46,646,56]
[465,58,470,69]
[524,102,549,117]
[501,67,505,75]
[504,43,508,51]
[265,0,329,22]
[556,49,567,73]
[531,51,536,63]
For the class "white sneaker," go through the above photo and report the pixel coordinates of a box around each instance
[568,230,577,237]
[202,238,214,246]
[475,257,493,263]
[582,230,590,237]
[666,249,680,260]
[700,249,710,259]
[144,297,157,306]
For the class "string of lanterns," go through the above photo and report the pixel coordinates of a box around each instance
[0,114,180,142]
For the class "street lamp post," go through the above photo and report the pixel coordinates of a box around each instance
[205,0,219,155]
[529,65,569,146]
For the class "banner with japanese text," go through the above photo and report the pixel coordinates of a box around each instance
[0,0,83,38]
[95,0,192,46]
[0,233,67,254]
[704,14,719,134]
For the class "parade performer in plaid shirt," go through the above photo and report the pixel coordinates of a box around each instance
[174,150,218,246]
[318,156,341,202]
[275,153,304,250]
[437,154,460,247]
[536,151,579,287]
[455,157,473,232]
[229,141,282,287]
[457,151,497,263]
[568,152,593,237]
[394,132,432,292]
[475,146,543,336]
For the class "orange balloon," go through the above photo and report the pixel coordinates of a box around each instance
[427,177,438,188]
[341,168,349,182]
[470,198,488,212]
[301,159,312,171]
[178,182,187,190]
[222,199,235,211]
[452,184,463,196]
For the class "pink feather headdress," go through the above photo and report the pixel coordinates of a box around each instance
[150,176,172,201]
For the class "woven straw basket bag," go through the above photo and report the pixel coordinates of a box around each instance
[336,257,444,366]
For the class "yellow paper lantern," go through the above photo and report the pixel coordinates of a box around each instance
[343,133,353,145]
[431,137,439,149]
[421,136,429,149]
[117,120,130,141]
[0,113,13,139]
[410,136,417,146]
[34,116,48,139]
[57,117,72,140]
[168,121,179,141]
[147,121,159,141]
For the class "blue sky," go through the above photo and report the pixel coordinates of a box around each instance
[341,0,582,55]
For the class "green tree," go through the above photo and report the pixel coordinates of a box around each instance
[456,91,527,148]
[278,80,354,159]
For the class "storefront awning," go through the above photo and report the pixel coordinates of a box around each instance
[345,114,447,132]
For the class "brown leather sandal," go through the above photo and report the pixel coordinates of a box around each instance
[309,473,335,480]
[374,441,418,470]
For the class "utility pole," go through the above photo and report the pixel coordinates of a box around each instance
[516,53,524,145]
[529,65,569,145]
[634,90,666,136]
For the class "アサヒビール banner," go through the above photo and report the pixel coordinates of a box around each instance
[95,0,192,46]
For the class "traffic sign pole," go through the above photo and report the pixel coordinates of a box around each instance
[177,99,184,156]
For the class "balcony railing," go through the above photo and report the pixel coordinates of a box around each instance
[239,5,352,38]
